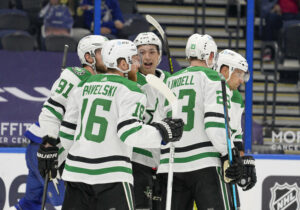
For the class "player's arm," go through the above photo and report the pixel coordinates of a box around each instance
[230,90,245,155]
[38,69,79,178]
[117,89,183,148]
[203,77,244,183]
[57,87,82,166]
[203,79,232,156]
[39,69,79,138]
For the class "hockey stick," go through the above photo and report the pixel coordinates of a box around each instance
[61,44,69,71]
[145,14,176,210]
[41,172,49,210]
[145,15,174,73]
[146,74,177,210]
[220,77,238,210]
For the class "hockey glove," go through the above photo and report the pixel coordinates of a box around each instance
[37,136,60,179]
[238,156,257,191]
[151,118,184,144]
[221,148,244,184]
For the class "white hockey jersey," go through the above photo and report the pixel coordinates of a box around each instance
[61,74,164,185]
[132,69,170,168]
[157,66,233,174]
[39,67,92,139]
[230,89,245,151]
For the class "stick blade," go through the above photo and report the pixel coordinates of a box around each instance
[145,14,166,41]
[146,74,176,104]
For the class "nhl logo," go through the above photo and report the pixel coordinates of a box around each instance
[269,183,300,210]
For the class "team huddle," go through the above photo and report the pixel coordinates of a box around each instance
[14,31,257,210]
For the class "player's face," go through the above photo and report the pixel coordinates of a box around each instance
[94,48,107,74]
[228,69,246,90]
[137,45,160,75]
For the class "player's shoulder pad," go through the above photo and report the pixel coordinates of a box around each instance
[231,89,244,108]
[87,74,144,94]
[64,67,92,81]
[137,71,147,86]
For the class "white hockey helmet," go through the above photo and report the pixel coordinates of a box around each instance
[185,33,217,68]
[77,35,108,70]
[215,49,249,82]
[102,39,138,74]
[134,32,162,64]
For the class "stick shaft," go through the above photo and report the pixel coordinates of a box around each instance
[41,173,49,210]
[221,79,238,210]
[61,44,69,70]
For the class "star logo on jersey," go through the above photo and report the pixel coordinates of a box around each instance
[72,67,86,76]
[191,44,196,49]
[269,182,300,210]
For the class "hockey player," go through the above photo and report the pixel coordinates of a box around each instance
[14,35,108,210]
[37,34,108,181]
[157,33,245,210]
[132,32,171,210]
[214,49,257,191]
[60,39,184,210]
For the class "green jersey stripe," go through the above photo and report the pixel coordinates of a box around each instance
[235,135,242,139]
[133,147,153,158]
[120,126,142,142]
[160,152,220,164]
[44,105,63,121]
[205,122,225,129]
[64,164,132,175]
[59,131,74,140]
[58,147,65,155]
[217,167,230,210]
[124,182,134,210]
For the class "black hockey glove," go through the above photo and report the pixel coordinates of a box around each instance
[37,136,60,179]
[238,156,257,191]
[151,118,184,144]
[221,148,244,184]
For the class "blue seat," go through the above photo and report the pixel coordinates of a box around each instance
[2,32,35,51]
[0,9,30,30]
[118,14,149,38]
[45,35,77,52]
[0,0,10,9]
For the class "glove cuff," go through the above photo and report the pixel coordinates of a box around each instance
[42,136,60,146]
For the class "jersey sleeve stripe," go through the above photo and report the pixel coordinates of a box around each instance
[204,112,229,121]
[43,105,63,121]
[67,153,131,164]
[47,98,66,113]
[58,147,65,155]
[61,121,77,130]
[161,142,213,154]
[120,126,142,142]
[64,164,132,175]
[235,135,242,139]
[59,131,74,140]
[160,152,220,164]
[204,122,225,129]
[117,119,140,132]
[133,147,153,158]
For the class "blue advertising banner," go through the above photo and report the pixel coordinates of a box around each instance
[0,50,81,147]
[0,50,181,147]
